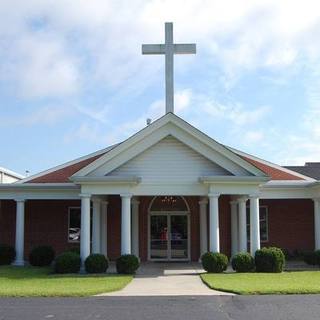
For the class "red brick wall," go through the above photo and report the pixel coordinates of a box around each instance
[0,197,315,262]
[0,200,81,259]
[260,199,314,252]
[106,196,121,260]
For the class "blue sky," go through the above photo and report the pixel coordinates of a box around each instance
[1,0,320,176]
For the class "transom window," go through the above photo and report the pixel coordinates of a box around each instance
[150,196,188,212]
[68,207,92,243]
[246,206,268,242]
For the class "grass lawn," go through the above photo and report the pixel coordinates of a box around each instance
[201,271,320,295]
[0,266,132,297]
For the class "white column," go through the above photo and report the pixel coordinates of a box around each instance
[208,193,220,252]
[121,194,132,255]
[238,198,248,252]
[13,199,25,266]
[100,201,108,256]
[92,198,101,254]
[230,200,238,257]
[199,197,208,257]
[314,198,320,250]
[131,198,140,258]
[250,195,260,256]
[80,194,91,267]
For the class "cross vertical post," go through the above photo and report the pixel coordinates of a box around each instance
[165,22,174,113]
[142,22,196,115]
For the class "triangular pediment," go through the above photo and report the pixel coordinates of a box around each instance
[72,113,267,179]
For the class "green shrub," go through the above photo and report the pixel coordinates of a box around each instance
[0,244,15,265]
[65,248,80,255]
[255,247,285,273]
[116,254,140,274]
[304,250,320,266]
[303,251,317,265]
[85,254,108,273]
[201,252,228,273]
[54,252,81,274]
[29,245,55,267]
[231,252,255,272]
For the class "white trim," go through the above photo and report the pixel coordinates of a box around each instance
[72,113,267,178]
[228,146,316,182]
[71,176,141,185]
[200,176,270,184]
[18,144,118,184]
[0,167,24,179]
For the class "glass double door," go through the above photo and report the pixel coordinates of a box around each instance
[150,213,189,260]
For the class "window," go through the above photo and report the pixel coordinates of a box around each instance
[68,207,93,243]
[246,206,268,242]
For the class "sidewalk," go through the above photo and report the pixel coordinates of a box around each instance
[100,262,234,296]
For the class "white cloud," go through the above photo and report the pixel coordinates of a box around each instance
[2,0,320,99]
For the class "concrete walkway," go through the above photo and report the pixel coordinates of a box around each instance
[100,262,234,296]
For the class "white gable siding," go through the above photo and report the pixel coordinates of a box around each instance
[107,136,232,183]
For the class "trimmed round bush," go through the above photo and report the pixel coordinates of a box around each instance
[201,252,228,273]
[116,254,140,274]
[54,252,81,274]
[29,245,55,267]
[255,247,285,273]
[65,248,80,255]
[0,244,15,265]
[231,252,255,272]
[85,254,108,273]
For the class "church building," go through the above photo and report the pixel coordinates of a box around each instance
[0,23,319,267]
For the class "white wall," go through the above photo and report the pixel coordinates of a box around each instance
[107,136,232,183]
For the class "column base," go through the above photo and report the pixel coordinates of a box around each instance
[12,260,25,266]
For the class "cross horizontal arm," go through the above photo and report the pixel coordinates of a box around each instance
[174,43,196,54]
[142,44,165,55]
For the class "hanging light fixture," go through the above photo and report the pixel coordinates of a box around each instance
[161,196,177,205]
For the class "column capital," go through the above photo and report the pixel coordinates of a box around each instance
[101,200,109,206]
[313,197,320,203]
[229,200,238,206]
[92,196,102,204]
[249,193,260,199]
[199,197,208,205]
[79,193,91,199]
[14,198,26,203]
[131,197,140,205]
[208,192,220,198]
[237,197,248,204]
[120,193,133,199]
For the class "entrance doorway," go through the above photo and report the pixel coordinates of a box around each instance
[148,196,190,261]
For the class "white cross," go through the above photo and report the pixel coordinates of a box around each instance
[142,22,196,114]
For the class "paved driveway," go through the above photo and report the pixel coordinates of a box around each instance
[103,262,232,296]
[1,296,320,320]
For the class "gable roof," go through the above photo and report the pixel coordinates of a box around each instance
[20,144,118,184]
[20,113,312,184]
[228,147,313,181]
[71,113,267,178]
